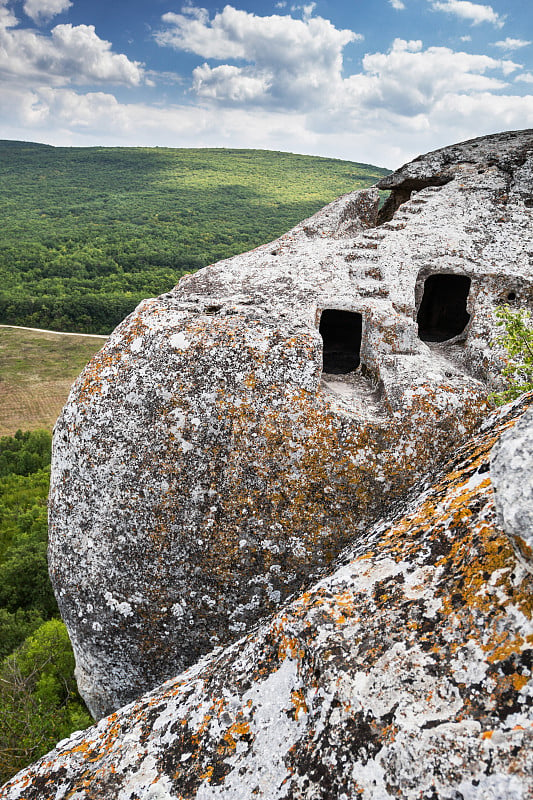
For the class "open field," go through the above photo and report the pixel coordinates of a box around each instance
[0,326,105,435]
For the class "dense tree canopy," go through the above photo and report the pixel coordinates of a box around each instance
[0,431,92,785]
[0,143,388,333]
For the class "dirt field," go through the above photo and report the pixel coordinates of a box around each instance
[0,327,106,436]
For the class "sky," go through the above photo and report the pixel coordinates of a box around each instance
[0,0,532,168]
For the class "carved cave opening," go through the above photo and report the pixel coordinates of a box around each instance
[417,274,471,342]
[320,309,362,374]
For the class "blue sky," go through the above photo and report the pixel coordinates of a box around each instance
[0,0,532,167]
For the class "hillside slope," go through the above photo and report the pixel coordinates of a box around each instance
[0,143,388,334]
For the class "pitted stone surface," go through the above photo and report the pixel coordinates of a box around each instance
[6,396,533,799]
[48,130,533,719]
[491,406,533,571]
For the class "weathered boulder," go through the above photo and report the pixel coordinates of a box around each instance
[491,406,533,571]
[6,395,532,799]
[48,130,533,719]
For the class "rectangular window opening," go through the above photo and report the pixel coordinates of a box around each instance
[417,274,471,342]
[319,309,362,374]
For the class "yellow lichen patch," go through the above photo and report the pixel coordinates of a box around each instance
[512,673,529,692]
[486,634,525,664]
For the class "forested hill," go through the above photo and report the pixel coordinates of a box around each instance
[0,142,389,334]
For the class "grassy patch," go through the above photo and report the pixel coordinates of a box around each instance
[0,327,104,435]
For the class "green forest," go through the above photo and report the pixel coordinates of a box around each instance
[0,431,92,783]
[0,141,388,334]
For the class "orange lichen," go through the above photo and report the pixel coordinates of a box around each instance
[291,690,308,721]
[223,721,250,749]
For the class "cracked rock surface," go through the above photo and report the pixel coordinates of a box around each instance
[4,394,532,799]
[47,129,533,719]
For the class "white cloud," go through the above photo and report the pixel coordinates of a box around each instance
[493,38,531,51]
[1,2,531,171]
[0,0,17,28]
[156,5,358,60]
[155,4,359,109]
[430,1,504,27]
[459,34,472,41]
[336,39,519,120]
[2,78,532,172]
[290,2,316,19]
[389,0,406,9]
[515,72,533,84]
[23,0,72,24]
[192,63,271,101]
[0,83,312,151]
[0,5,144,86]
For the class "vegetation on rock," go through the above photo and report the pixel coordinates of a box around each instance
[491,305,533,404]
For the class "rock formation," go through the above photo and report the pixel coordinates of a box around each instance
[491,406,533,571]
[47,129,533,720]
[4,393,532,799]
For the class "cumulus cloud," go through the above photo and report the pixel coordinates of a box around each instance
[429,0,504,27]
[23,0,72,24]
[192,63,271,101]
[389,0,406,9]
[149,6,529,162]
[515,72,533,84]
[354,38,518,107]
[155,5,358,59]
[290,2,316,18]
[0,82,313,153]
[493,38,531,51]
[155,4,359,108]
[0,0,17,28]
[1,1,532,171]
[0,4,144,86]
[2,77,531,171]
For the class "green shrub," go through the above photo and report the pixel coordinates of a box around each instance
[0,435,92,784]
[0,608,45,661]
[491,305,533,405]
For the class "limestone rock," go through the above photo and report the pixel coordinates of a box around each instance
[5,396,532,799]
[48,130,533,719]
[491,406,533,571]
